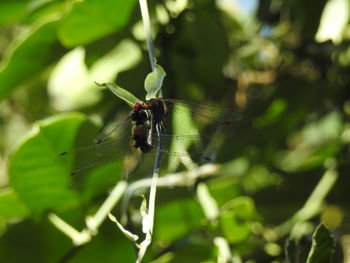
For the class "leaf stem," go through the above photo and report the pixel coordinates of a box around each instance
[139,0,156,71]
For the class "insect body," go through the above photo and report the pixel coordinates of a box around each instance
[58,98,240,177]
[130,99,168,153]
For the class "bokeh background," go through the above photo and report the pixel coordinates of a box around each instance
[1,0,350,262]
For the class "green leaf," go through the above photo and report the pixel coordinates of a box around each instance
[8,113,87,217]
[145,64,166,100]
[0,16,59,100]
[58,0,137,47]
[0,188,29,221]
[306,224,334,263]
[154,199,203,243]
[220,197,258,243]
[97,82,141,107]
[0,1,27,25]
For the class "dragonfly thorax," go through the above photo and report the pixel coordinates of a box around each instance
[145,98,168,124]
[131,99,167,153]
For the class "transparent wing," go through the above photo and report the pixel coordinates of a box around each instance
[161,98,242,126]
[57,99,238,184]
[158,134,214,172]
[57,113,134,177]
[58,132,212,178]
[93,112,132,144]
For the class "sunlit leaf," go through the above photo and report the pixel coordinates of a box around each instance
[8,113,86,217]
[48,47,99,111]
[90,39,142,83]
[315,0,349,43]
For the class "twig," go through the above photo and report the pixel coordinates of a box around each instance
[49,181,128,245]
[48,213,91,246]
[85,180,128,234]
[139,0,156,71]
[273,168,338,239]
[120,163,220,222]
[136,124,163,262]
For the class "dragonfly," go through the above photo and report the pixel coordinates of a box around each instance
[58,98,241,181]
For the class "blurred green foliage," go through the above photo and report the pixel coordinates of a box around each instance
[1,0,350,262]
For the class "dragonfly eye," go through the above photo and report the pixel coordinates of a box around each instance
[133,103,142,112]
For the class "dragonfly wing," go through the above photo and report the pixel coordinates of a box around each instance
[93,112,132,144]
[152,134,213,172]
[58,119,134,177]
[162,98,242,125]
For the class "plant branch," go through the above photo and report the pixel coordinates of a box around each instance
[85,180,128,234]
[49,181,128,245]
[139,0,156,71]
[48,213,91,246]
[120,163,220,223]
[273,167,338,239]
[136,124,163,262]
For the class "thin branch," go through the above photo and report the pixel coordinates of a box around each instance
[49,181,128,245]
[48,213,91,246]
[196,182,220,221]
[120,163,220,223]
[136,124,163,262]
[274,168,338,239]
[139,0,156,71]
[85,180,128,234]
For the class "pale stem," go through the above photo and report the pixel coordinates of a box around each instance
[136,125,163,262]
[120,164,220,223]
[274,168,338,238]
[196,182,220,221]
[48,181,128,245]
[139,0,156,71]
[48,213,91,246]
[214,237,235,263]
[85,180,128,234]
